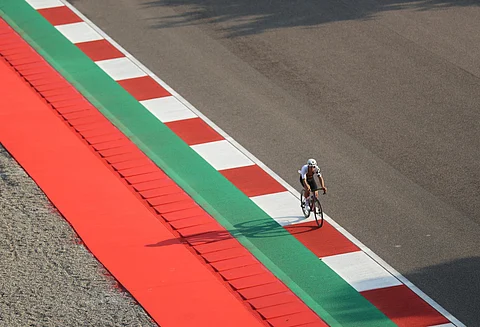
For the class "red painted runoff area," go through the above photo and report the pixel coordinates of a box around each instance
[0,19,328,327]
[0,56,268,327]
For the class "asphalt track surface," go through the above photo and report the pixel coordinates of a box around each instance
[56,0,479,325]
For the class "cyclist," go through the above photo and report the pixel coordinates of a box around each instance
[299,158,327,208]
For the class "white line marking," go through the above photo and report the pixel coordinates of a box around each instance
[95,57,147,81]
[191,140,255,171]
[322,251,403,292]
[26,0,64,9]
[55,22,103,44]
[140,96,197,123]
[250,191,305,226]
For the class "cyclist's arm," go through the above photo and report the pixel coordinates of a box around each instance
[318,175,327,194]
[316,167,327,193]
[302,176,310,190]
[318,175,326,188]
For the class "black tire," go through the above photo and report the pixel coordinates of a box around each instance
[300,192,310,218]
[313,198,324,227]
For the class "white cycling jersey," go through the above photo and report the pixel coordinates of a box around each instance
[298,164,322,179]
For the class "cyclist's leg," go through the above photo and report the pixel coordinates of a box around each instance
[309,178,322,213]
[299,176,310,198]
[306,178,316,207]
[307,178,317,193]
[310,177,319,198]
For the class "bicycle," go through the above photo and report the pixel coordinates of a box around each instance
[300,188,324,227]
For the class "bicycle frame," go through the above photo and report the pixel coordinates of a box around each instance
[300,187,324,227]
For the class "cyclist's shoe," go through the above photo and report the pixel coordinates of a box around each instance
[301,199,307,208]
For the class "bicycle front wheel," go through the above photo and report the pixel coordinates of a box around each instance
[313,198,324,227]
[300,192,310,218]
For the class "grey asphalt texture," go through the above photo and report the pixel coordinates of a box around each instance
[8,0,480,325]
[0,145,157,327]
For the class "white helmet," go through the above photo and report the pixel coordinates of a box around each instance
[307,158,317,167]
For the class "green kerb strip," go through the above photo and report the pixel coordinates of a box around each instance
[0,2,397,326]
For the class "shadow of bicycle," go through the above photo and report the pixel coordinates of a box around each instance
[145,215,319,248]
[231,218,319,238]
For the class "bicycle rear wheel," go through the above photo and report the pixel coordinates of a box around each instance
[313,198,324,227]
[300,192,310,218]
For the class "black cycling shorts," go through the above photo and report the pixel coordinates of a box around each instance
[299,176,318,191]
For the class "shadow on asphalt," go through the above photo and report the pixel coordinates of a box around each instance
[403,257,480,326]
[139,0,480,37]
